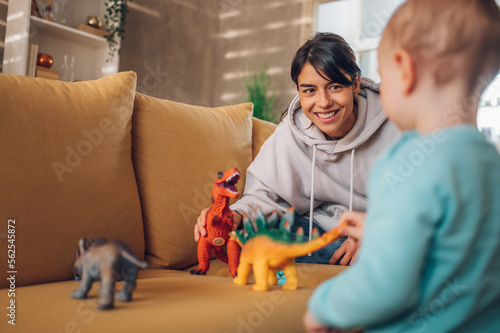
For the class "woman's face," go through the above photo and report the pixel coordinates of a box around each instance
[297,62,360,139]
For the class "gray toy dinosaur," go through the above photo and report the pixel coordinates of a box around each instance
[71,237,148,310]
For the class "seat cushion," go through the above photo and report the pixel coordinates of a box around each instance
[183,259,348,288]
[0,72,144,288]
[0,265,346,332]
[132,93,253,269]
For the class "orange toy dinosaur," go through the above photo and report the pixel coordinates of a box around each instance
[190,168,241,277]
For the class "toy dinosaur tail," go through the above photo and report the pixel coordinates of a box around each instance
[120,250,149,269]
[288,221,347,257]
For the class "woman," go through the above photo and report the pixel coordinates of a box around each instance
[195,33,399,265]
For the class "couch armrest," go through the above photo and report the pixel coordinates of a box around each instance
[251,117,277,160]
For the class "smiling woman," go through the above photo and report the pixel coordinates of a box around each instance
[292,33,361,139]
[195,32,400,266]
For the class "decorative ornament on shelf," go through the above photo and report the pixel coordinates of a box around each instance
[43,0,53,21]
[86,16,103,29]
[31,0,42,18]
[104,0,133,62]
[73,16,107,38]
[60,54,75,82]
[52,0,67,24]
[37,53,53,68]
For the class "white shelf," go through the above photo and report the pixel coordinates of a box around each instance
[30,16,107,48]
[4,0,118,79]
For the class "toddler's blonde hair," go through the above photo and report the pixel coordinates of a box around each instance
[384,0,500,94]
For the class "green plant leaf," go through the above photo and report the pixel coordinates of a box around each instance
[244,66,276,122]
[104,0,132,61]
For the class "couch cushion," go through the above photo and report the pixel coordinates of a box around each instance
[132,93,253,269]
[0,266,344,332]
[184,259,347,288]
[251,117,277,160]
[0,72,144,288]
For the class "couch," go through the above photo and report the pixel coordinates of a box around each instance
[0,71,347,333]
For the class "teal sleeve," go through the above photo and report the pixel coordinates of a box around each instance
[308,143,445,329]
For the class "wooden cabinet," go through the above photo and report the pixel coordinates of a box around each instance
[2,0,118,80]
[0,0,8,72]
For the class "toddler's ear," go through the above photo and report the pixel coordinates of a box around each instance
[394,48,416,95]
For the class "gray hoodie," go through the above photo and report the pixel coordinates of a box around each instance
[231,78,400,232]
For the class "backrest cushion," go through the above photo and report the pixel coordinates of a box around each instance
[0,72,144,287]
[132,93,253,269]
[251,117,277,159]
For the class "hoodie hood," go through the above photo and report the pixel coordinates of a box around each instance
[287,77,387,154]
[230,76,399,232]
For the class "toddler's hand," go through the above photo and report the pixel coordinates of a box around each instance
[304,310,339,333]
[329,211,366,265]
[340,210,366,244]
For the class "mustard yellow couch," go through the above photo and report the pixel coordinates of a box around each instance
[0,71,346,333]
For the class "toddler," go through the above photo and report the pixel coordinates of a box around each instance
[304,0,500,332]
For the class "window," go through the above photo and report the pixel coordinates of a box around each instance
[315,0,403,82]
[314,0,500,143]
[479,75,500,143]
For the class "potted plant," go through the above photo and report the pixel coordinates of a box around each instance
[104,0,132,60]
[244,66,276,122]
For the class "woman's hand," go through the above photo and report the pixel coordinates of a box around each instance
[194,207,210,242]
[341,210,366,243]
[304,310,339,333]
[329,237,359,265]
[193,208,242,242]
[329,211,366,265]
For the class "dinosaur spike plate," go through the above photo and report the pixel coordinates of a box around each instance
[233,207,347,291]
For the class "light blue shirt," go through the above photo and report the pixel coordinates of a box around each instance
[309,126,500,332]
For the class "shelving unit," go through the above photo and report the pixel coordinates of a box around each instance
[30,16,107,48]
[2,0,119,81]
[0,0,7,72]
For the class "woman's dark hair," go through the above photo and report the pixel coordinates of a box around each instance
[291,32,361,87]
[281,33,361,121]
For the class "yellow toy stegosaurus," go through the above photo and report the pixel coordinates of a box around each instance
[232,207,346,291]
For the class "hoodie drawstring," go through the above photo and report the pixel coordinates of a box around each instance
[308,145,317,245]
[349,149,356,211]
[307,146,356,255]
[308,145,317,255]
